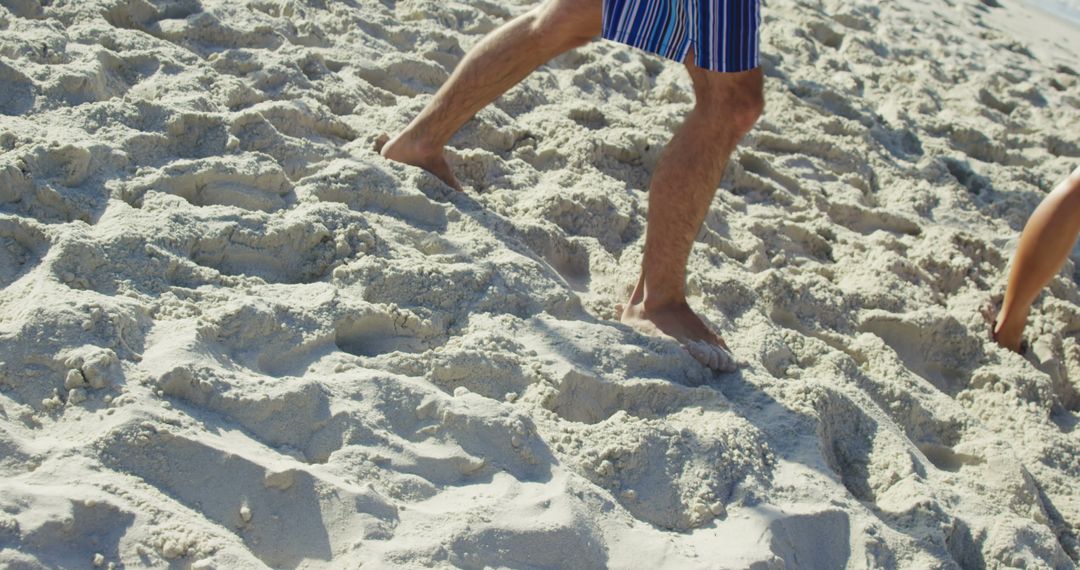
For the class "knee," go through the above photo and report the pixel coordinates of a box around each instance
[1056,169,1080,211]
[532,0,602,48]
[696,81,764,137]
[731,89,765,135]
[1064,166,1080,195]
[1043,169,1080,230]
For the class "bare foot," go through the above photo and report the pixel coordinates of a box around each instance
[375,133,464,192]
[993,315,1028,353]
[620,300,737,372]
[981,297,1029,354]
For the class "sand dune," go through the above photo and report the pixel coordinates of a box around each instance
[1,0,1078,567]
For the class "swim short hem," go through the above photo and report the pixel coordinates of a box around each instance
[602,26,760,73]
[601,0,762,73]
[602,25,690,66]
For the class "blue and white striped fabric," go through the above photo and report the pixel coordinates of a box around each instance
[602,0,761,73]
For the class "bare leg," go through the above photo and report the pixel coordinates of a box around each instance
[378,0,602,190]
[993,166,1080,352]
[621,61,764,371]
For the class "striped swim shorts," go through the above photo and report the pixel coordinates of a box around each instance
[602,0,761,73]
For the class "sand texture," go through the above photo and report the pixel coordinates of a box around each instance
[1,0,1079,568]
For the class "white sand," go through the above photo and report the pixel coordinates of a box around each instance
[1,0,1079,567]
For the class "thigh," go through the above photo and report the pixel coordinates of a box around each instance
[686,54,763,116]
[539,0,603,39]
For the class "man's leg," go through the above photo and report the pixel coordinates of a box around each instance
[621,61,764,371]
[993,166,1080,352]
[379,0,602,190]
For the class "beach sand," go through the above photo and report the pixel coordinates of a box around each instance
[1,0,1079,567]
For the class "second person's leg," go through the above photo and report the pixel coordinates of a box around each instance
[994,166,1080,352]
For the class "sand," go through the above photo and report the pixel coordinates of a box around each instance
[0,0,1078,568]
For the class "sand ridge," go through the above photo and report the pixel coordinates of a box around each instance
[0,0,1079,567]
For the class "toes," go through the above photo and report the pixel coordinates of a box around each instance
[714,345,737,372]
[374,133,390,153]
[686,341,738,373]
[686,341,707,366]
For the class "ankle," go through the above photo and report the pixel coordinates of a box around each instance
[385,129,442,159]
[640,297,688,315]
[993,313,1028,351]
